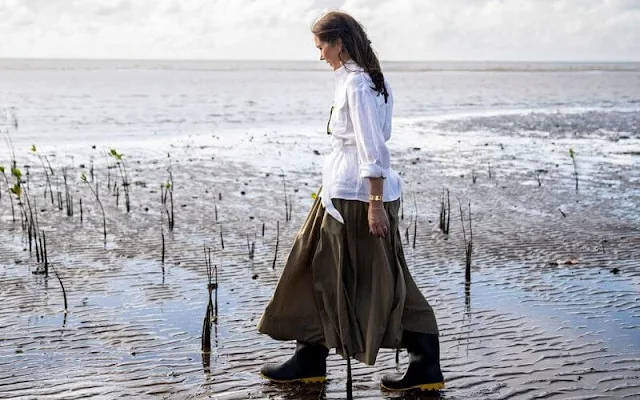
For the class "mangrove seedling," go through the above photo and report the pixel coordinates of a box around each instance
[0,166,16,223]
[569,148,578,191]
[280,170,290,222]
[109,149,131,212]
[61,166,73,217]
[535,170,542,187]
[11,170,48,271]
[81,173,107,245]
[31,145,55,205]
[204,246,218,323]
[439,188,451,234]
[202,246,218,360]
[161,180,174,231]
[9,166,24,227]
[160,154,175,230]
[247,234,255,259]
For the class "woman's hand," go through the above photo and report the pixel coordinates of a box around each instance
[368,205,390,238]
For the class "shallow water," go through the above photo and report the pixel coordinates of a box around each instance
[0,60,639,399]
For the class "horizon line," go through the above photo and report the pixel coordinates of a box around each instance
[1,57,640,64]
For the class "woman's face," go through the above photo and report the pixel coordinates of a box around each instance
[314,35,342,70]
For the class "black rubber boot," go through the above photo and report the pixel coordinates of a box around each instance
[260,341,329,384]
[381,332,444,392]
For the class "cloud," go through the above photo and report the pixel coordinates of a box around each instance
[0,0,638,60]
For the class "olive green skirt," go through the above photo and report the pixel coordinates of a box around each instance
[257,194,439,365]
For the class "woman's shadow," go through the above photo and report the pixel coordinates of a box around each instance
[261,381,445,400]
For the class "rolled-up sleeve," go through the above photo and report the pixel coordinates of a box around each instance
[347,81,390,179]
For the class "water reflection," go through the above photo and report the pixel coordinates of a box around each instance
[464,282,471,318]
[463,282,472,354]
[202,323,218,375]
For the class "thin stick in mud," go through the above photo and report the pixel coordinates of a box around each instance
[246,234,255,260]
[161,229,165,265]
[214,263,218,321]
[439,188,450,234]
[52,266,68,313]
[272,221,280,269]
[459,200,473,283]
[43,230,48,274]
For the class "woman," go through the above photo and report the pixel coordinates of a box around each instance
[257,11,444,392]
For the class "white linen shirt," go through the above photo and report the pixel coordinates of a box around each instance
[321,60,403,224]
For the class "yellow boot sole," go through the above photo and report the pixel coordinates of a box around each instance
[260,373,326,384]
[381,381,445,392]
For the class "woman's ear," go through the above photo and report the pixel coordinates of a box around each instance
[335,38,343,53]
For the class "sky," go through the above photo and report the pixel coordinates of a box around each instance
[1,0,639,61]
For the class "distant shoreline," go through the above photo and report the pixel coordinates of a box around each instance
[1,58,640,72]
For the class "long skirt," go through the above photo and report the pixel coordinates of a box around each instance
[257,195,439,365]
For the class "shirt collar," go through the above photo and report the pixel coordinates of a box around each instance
[334,59,363,78]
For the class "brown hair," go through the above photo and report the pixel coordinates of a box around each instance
[312,11,389,103]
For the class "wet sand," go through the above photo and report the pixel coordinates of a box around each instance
[0,127,639,399]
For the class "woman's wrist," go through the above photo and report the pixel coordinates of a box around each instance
[368,178,384,209]
[369,198,384,210]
